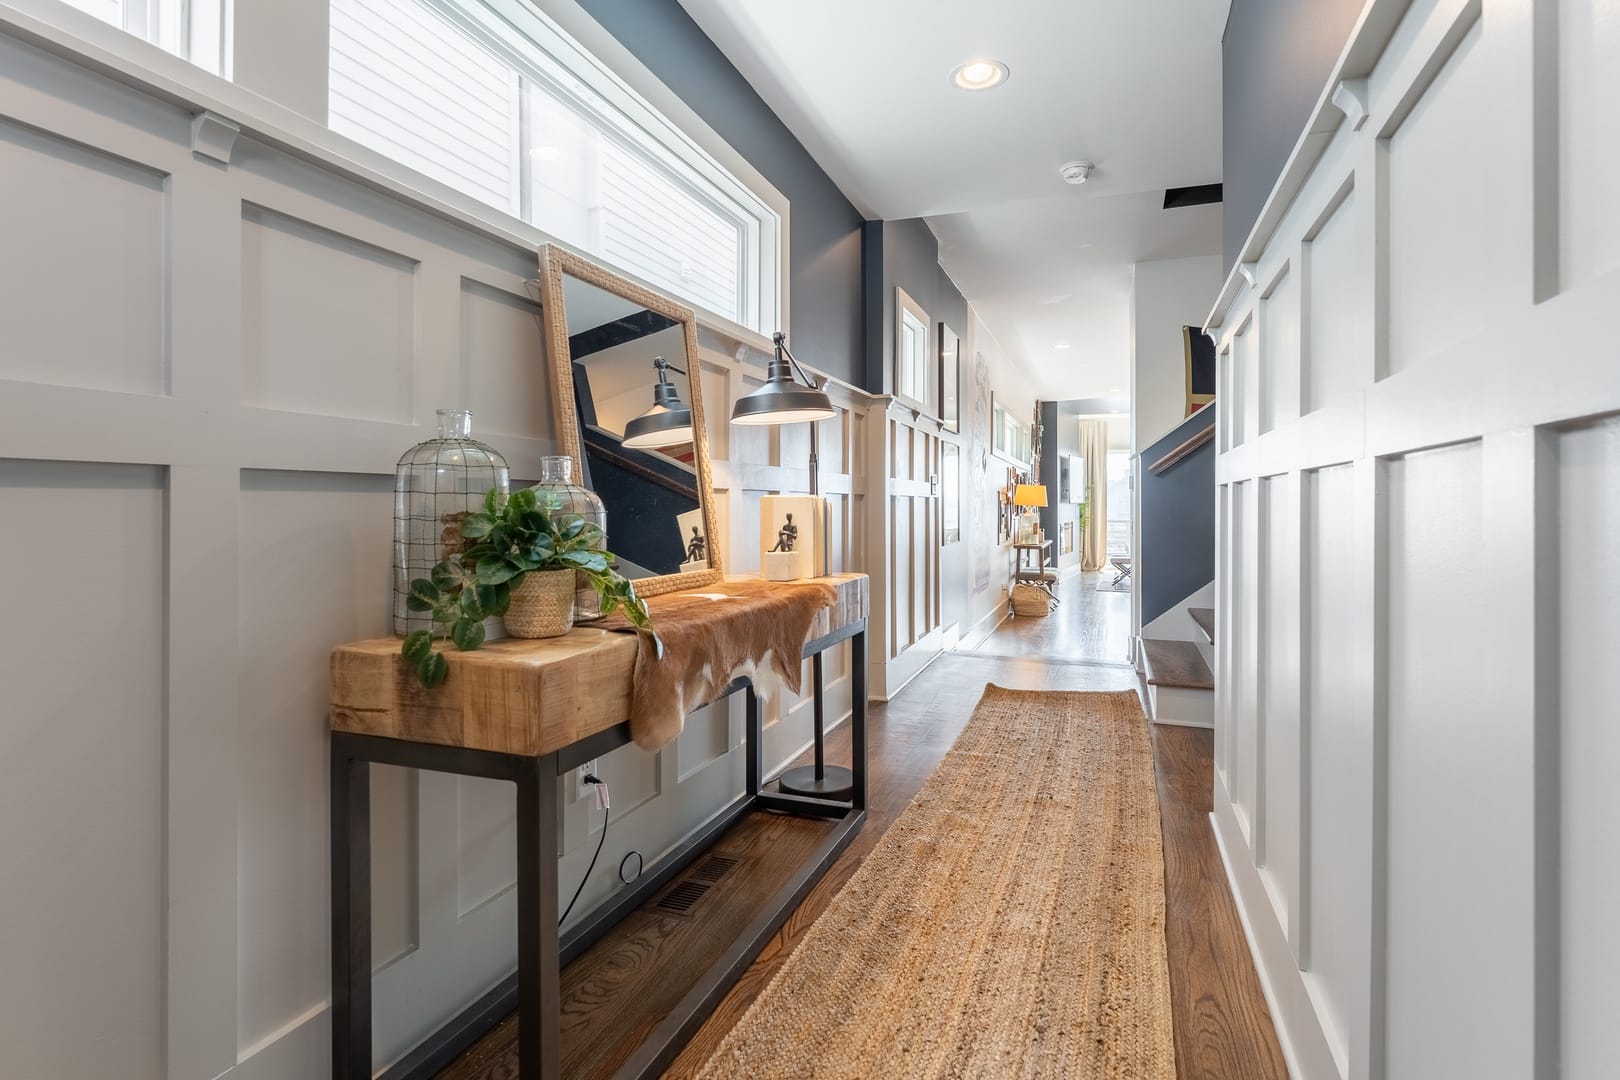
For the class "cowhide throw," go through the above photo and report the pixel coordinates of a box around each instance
[597,579,837,750]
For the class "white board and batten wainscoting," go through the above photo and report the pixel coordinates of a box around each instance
[1208,0,1620,1077]
[0,16,877,1080]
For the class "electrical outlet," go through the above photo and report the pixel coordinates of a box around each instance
[574,761,598,800]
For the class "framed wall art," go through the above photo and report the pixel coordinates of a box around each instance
[939,323,960,432]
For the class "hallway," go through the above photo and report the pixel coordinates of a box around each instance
[964,570,1135,666]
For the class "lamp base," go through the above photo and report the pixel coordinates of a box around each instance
[776,764,854,801]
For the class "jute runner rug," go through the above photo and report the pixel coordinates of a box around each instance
[695,685,1175,1080]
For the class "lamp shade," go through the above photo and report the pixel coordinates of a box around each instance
[730,380,836,425]
[729,333,836,426]
[621,357,694,448]
[1013,484,1048,508]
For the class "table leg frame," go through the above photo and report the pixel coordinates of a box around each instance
[330,625,868,1080]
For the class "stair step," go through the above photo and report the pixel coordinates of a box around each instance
[1144,638,1215,691]
[1188,607,1215,646]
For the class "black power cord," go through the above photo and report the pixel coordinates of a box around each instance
[560,775,609,926]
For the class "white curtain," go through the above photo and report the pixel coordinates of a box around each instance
[1078,420,1109,572]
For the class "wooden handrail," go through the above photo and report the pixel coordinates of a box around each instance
[1149,421,1215,475]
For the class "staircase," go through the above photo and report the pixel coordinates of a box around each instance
[1142,611,1214,729]
[1135,405,1218,729]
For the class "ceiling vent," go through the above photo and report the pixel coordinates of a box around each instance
[1163,183,1223,209]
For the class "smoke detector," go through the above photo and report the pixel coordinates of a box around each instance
[1060,161,1094,185]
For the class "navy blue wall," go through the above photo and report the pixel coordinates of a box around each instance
[1138,410,1216,625]
[1223,0,1363,274]
[861,218,969,394]
[575,0,866,386]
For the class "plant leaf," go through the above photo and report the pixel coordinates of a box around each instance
[559,515,586,541]
[405,594,434,612]
[451,617,485,651]
[417,651,449,688]
[475,582,510,616]
[460,513,495,540]
[402,629,434,665]
[559,550,608,573]
[483,487,500,516]
[430,561,464,590]
[509,487,537,514]
[458,588,485,620]
[409,578,441,606]
[476,555,520,585]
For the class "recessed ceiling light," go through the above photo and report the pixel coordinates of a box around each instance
[1109,387,1122,393]
[1054,341,1071,350]
[951,59,1009,91]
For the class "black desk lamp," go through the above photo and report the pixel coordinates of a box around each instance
[622,356,694,449]
[730,333,850,800]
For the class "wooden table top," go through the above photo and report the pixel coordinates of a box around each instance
[330,573,868,757]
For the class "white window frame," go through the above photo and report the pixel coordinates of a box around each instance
[54,0,228,73]
[425,0,780,334]
[895,286,933,414]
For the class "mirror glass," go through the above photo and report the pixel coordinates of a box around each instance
[556,269,711,582]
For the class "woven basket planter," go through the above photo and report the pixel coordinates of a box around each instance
[1012,583,1052,618]
[506,569,576,638]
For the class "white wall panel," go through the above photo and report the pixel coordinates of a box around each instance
[1561,0,1620,287]
[235,470,414,1050]
[1385,20,1514,376]
[1303,185,1368,414]
[240,204,417,423]
[0,118,168,395]
[1232,322,1257,446]
[1301,465,1365,1080]
[0,459,166,1080]
[1259,270,1300,435]
[459,277,548,440]
[1259,474,1300,943]
[1557,415,1620,1079]
[1384,441,1532,1079]
[1228,479,1257,842]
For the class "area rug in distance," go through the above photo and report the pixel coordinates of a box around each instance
[695,686,1175,1080]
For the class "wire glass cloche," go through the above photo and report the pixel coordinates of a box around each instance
[393,409,510,635]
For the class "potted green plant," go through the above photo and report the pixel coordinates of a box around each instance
[402,486,659,687]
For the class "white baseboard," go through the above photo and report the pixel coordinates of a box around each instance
[1150,713,1215,730]
[1211,782,1342,1080]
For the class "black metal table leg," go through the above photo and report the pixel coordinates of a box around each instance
[745,685,761,797]
[515,754,561,1080]
[331,736,373,1079]
[850,629,869,812]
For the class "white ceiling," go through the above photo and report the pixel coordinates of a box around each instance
[677,0,1228,400]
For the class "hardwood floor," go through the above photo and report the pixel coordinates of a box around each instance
[435,577,1285,1079]
[959,570,1134,664]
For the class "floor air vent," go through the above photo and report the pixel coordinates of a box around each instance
[691,855,739,883]
[655,880,710,915]
[653,855,740,916]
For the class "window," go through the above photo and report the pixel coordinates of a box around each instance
[1106,450,1131,555]
[328,0,779,332]
[991,398,1031,465]
[58,0,227,73]
[895,287,932,412]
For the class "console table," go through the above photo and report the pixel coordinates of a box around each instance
[328,573,869,1080]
